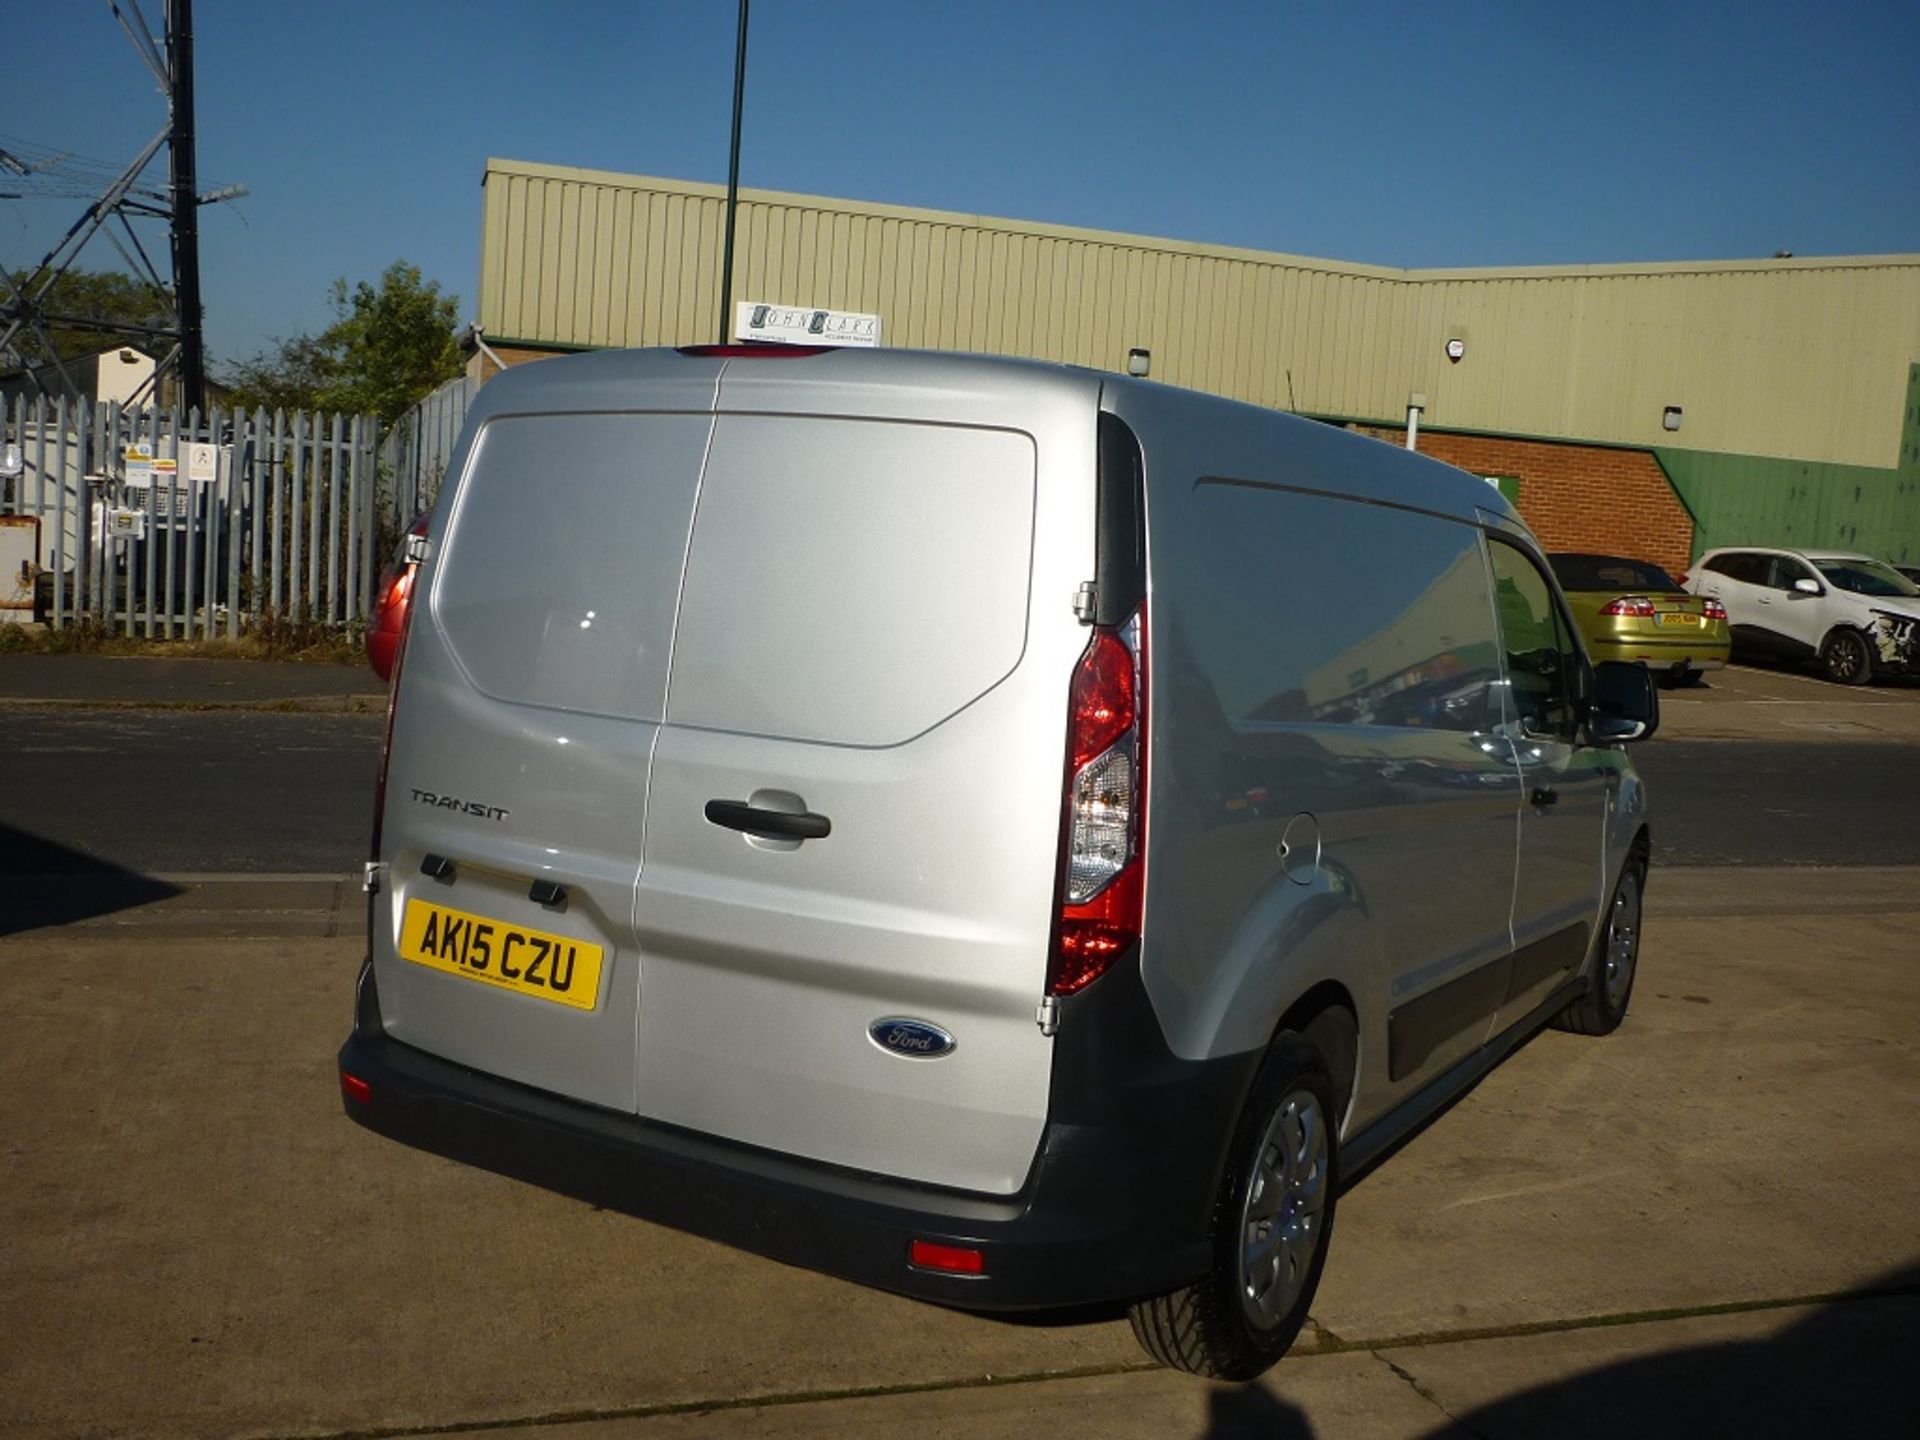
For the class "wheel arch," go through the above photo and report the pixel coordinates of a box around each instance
[1272,983,1359,1138]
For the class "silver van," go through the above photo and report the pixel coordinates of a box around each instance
[340,346,1657,1380]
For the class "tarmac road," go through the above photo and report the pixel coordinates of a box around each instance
[4,658,1919,879]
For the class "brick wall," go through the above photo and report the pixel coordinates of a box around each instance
[464,345,569,384]
[1352,426,1695,574]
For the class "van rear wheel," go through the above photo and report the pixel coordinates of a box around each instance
[1127,1034,1336,1380]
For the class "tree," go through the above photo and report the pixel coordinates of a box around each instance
[227,262,461,423]
[2,267,176,366]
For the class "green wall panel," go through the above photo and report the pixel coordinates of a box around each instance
[1659,373,1920,566]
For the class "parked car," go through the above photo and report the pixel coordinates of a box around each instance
[338,346,1658,1381]
[366,511,431,683]
[1686,547,1920,685]
[1547,552,1730,685]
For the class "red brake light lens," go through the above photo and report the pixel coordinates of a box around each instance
[339,1071,372,1105]
[1068,629,1136,768]
[1702,598,1728,621]
[676,344,830,358]
[1599,596,1658,617]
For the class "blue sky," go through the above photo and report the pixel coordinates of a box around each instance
[7,0,1917,375]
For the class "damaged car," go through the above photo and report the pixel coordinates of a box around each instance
[1686,546,1920,685]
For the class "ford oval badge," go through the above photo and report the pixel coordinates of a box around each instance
[869,1017,956,1059]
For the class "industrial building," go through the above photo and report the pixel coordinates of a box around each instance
[471,157,1920,570]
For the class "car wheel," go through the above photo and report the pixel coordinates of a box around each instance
[1128,1034,1336,1381]
[1821,628,1874,686]
[1675,669,1708,688]
[1552,858,1644,1036]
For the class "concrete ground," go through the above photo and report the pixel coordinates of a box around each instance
[1,870,1913,1438]
[3,655,1917,1437]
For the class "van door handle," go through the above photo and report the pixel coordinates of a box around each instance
[1530,787,1559,808]
[704,799,831,841]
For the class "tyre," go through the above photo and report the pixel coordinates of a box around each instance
[1552,858,1644,1036]
[1821,628,1874,686]
[1128,1034,1336,1380]
[1675,669,1708,688]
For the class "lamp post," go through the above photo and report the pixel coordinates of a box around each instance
[717,0,750,344]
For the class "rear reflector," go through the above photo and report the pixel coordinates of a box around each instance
[339,1071,372,1105]
[908,1239,986,1275]
[676,344,830,358]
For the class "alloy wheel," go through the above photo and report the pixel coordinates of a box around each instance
[1237,1089,1330,1330]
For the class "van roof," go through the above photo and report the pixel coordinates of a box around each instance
[469,345,1523,531]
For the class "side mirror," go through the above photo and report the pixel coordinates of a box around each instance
[1588,661,1659,743]
[1793,577,1822,596]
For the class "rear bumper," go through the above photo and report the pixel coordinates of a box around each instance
[338,956,1256,1312]
[1587,635,1729,671]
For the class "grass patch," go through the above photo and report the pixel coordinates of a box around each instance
[0,619,363,665]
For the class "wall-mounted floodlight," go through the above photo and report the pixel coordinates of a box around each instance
[1126,348,1151,377]
[1662,406,1683,432]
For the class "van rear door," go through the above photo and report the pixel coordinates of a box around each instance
[632,368,1094,1195]
[371,391,715,1114]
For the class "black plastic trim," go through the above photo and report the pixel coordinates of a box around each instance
[339,953,1257,1312]
[1387,956,1509,1082]
[1504,922,1587,1003]
[1094,412,1146,626]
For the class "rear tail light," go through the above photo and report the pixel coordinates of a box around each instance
[339,1071,372,1105]
[1702,598,1728,621]
[1676,572,1690,587]
[1048,609,1147,996]
[1599,596,1657,617]
[368,516,431,861]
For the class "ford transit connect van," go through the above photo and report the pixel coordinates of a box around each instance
[340,345,1657,1379]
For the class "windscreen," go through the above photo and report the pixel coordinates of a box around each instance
[1811,558,1920,599]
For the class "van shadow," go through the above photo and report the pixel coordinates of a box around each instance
[1424,1261,1920,1439]
[1191,1262,1919,1439]
[0,824,181,935]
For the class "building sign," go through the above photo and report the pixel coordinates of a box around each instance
[735,302,882,348]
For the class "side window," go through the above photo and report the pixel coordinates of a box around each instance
[1489,541,1580,740]
[1708,553,1760,584]
[1766,556,1814,592]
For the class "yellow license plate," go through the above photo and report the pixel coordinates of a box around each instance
[399,898,605,1011]
[1655,613,1701,626]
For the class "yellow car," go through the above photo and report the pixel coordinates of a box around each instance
[1549,552,1730,685]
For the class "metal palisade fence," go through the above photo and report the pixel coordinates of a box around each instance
[379,374,476,523]
[2,396,385,638]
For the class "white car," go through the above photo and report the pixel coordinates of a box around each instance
[1685,547,1920,684]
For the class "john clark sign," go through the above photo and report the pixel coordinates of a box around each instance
[735,302,882,348]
